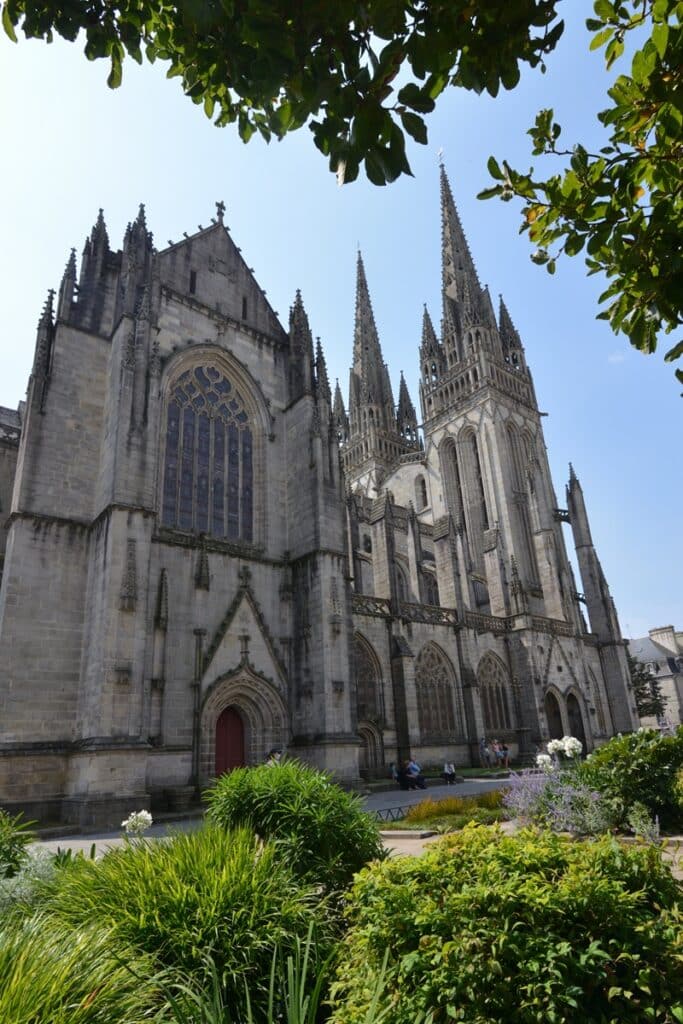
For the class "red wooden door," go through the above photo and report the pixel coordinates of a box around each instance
[215,706,245,775]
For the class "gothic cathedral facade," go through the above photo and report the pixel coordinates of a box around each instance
[0,168,637,825]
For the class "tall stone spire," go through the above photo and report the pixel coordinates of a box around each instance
[349,252,395,439]
[396,371,418,443]
[289,289,315,400]
[440,163,480,305]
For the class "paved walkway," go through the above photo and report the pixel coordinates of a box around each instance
[32,778,507,858]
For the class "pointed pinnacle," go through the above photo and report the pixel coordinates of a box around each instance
[136,203,147,227]
[315,337,331,399]
[63,248,77,279]
[39,289,55,327]
[420,306,439,353]
[499,295,522,351]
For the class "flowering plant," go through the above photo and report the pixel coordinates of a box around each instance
[535,753,553,773]
[547,735,583,759]
[121,810,153,838]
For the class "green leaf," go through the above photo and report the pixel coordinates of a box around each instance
[664,339,683,363]
[487,156,504,181]
[107,58,122,89]
[400,111,428,145]
[590,27,613,51]
[651,22,669,59]
[1,3,17,42]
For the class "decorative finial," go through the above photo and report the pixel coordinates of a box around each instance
[216,200,226,223]
[437,146,444,165]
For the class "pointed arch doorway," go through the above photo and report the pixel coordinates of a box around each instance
[215,706,245,776]
[544,691,564,740]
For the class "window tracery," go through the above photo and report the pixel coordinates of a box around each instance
[354,635,381,722]
[415,644,458,740]
[162,365,254,542]
[478,653,514,733]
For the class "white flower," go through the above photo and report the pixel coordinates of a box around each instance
[562,736,583,758]
[121,810,153,837]
[546,736,583,758]
[536,754,554,773]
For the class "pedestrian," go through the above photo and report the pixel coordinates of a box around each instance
[265,748,282,766]
[479,736,493,769]
[442,761,456,785]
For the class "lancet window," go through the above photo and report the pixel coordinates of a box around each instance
[478,653,514,733]
[353,635,382,722]
[162,365,254,542]
[415,644,459,740]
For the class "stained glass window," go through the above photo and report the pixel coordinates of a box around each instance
[354,635,381,722]
[415,644,460,740]
[161,365,254,542]
[478,653,514,733]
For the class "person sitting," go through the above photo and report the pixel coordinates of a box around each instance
[405,758,427,790]
[442,762,457,785]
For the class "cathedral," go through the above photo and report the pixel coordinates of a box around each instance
[0,167,637,826]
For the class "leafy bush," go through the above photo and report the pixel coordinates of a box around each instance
[330,825,683,1024]
[0,809,35,878]
[205,761,385,892]
[43,825,326,1022]
[0,914,162,1023]
[578,727,683,831]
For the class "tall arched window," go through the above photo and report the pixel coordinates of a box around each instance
[354,634,382,722]
[162,365,254,542]
[415,644,460,740]
[478,652,514,733]
[415,474,428,510]
[507,424,539,584]
[421,570,439,606]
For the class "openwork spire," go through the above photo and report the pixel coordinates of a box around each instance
[353,251,383,373]
[349,251,395,437]
[440,163,480,304]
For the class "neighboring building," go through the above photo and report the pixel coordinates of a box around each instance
[0,168,638,826]
[628,626,683,728]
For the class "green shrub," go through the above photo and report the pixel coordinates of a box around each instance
[0,914,162,1023]
[0,809,35,878]
[578,727,683,830]
[205,760,385,892]
[330,825,683,1024]
[43,825,326,1022]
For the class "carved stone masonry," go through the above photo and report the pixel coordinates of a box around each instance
[120,539,137,612]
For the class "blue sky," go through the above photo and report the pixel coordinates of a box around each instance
[0,2,680,638]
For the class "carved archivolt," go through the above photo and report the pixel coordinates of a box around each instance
[199,666,288,781]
